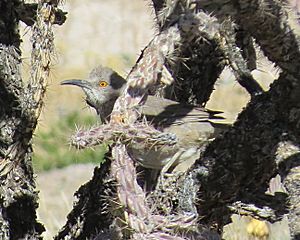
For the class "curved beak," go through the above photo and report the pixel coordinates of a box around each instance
[60,79,92,89]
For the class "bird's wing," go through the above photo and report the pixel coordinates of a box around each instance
[141,95,224,126]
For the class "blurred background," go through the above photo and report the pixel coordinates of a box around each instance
[19,0,299,238]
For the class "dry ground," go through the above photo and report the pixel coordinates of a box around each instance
[36,164,97,239]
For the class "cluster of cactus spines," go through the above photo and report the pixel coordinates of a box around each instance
[71,122,177,150]
[111,145,149,230]
[147,172,185,215]
[29,1,58,120]
[110,143,197,238]
[156,0,181,27]
[178,11,221,40]
[228,201,277,221]
[177,11,264,96]
[156,0,200,28]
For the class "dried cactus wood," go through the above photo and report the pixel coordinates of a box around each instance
[0,0,65,239]
[151,0,263,105]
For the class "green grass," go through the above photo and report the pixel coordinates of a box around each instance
[33,112,107,172]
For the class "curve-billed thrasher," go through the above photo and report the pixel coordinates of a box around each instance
[61,65,228,172]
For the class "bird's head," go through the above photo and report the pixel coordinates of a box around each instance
[61,65,126,117]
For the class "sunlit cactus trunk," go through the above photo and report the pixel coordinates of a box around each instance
[0,0,65,239]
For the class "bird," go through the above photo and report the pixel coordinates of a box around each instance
[61,65,228,172]
[61,66,127,123]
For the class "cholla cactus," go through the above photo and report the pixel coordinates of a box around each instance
[67,3,260,239]
[59,0,300,239]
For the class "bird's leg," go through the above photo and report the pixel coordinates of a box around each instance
[160,149,184,174]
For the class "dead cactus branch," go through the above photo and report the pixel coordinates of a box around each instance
[199,0,300,78]
[0,0,65,238]
[29,1,59,120]
[151,1,262,103]
[219,19,264,96]
[178,73,296,231]
[55,156,118,239]
[15,2,66,26]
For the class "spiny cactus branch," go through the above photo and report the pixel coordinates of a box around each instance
[178,12,263,96]
[28,1,58,120]
[239,0,300,77]
[200,0,300,78]
[219,19,263,96]
[150,0,265,104]
[0,0,66,238]
[111,25,181,124]
[110,145,200,238]
[71,122,177,150]
[150,1,223,105]
[111,145,150,234]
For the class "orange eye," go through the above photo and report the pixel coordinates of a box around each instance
[99,81,108,87]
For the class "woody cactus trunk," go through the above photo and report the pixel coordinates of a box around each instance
[0,0,65,239]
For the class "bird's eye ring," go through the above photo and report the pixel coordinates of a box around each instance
[99,81,108,87]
